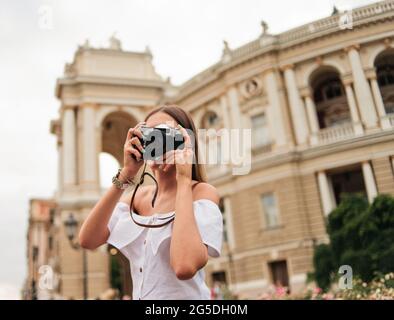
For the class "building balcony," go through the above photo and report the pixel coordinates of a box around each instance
[311,112,394,147]
[314,122,355,145]
[384,113,394,127]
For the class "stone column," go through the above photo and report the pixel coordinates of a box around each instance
[219,95,234,166]
[362,161,378,203]
[57,144,63,196]
[282,64,309,145]
[264,69,287,147]
[81,104,99,192]
[317,171,335,216]
[300,87,319,145]
[366,69,391,130]
[342,77,364,135]
[227,86,243,129]
[62,107,77,187]
[346,45,378,129]
[220,95,232,129]
[223,197,235,251]
[392,157,394,176]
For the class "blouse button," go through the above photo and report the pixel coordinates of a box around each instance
[140,267,143,272]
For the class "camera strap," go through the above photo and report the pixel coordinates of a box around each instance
[128,162,201,228]
[129,162,175,228]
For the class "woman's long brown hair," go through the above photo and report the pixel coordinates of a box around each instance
[144,104,207,182]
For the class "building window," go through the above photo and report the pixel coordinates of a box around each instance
[377,63,394,87]
[314,79,344,102]
[260,193,279,228]
[32,246,39,262]
[219,198,227,243]
[208,113,219,126]
[211,271,227,300]
[251,113,270,148]
[311,71,350,129]
[329,167,368,206]
[212,270,227,285]
[268,260,289,290]
[49,208,55,225]
[48,236,53,251]
[202,111,220,129]
[375,54,394,114]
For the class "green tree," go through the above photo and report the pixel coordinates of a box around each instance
[360,195,394,277]
[110,255,122,293]
[313,243,334,291]
[312,194,394,290]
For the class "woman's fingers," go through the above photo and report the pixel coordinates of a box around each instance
[178,147,194,165]
[177,124,193,149]
[173,148,185,165]
[126,121,145,141]
[126,146,142,161]
[126,127,134,142]
[132,126,143,139]
[125,122,145,159]
[130,136,144,154]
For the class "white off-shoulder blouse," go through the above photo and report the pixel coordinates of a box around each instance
[106,199,223,300]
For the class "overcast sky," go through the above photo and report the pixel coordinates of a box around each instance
[0,0,377,299]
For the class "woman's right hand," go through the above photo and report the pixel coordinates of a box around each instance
[121,122,146,180]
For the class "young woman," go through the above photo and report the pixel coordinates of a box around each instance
[79,105,223,300]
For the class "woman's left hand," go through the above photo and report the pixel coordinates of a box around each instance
[174,124,194,181]
[158,124,194,181]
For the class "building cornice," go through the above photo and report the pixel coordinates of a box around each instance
[210,129,394,187]
[175,1,394,101]
[59,96,159,109]
[56,75,169,98]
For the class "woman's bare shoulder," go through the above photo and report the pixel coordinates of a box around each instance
[192,181,220,205]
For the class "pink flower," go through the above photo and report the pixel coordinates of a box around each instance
[323,293,334,300]
[314,287,322,294]
[275,286,287,297]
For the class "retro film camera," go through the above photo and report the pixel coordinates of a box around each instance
[136,124,185,161]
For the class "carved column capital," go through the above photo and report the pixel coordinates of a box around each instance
[344,43,360,53]
[280,63,295,72]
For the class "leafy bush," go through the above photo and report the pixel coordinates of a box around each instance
[312,194,394,290]
[257,273,394,300]
[313,244,334,291]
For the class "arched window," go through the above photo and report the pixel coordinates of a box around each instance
[310,69,350,129]
[377,64,394,87]
[375,51,394,114]
[201,111,220,129]
[313,77,344,103]
[376,57,394,87]
[101,111,137,164]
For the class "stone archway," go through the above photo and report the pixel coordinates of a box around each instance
[309,66,350,129]
[99,110,138,298]
[101,111,138,165]
[374,49,394,115]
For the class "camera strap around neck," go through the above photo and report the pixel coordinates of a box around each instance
[129,162,201,228]
[129,162,170,228]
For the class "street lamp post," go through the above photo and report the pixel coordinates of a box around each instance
[64,213,88,300]
[31,246,38,300]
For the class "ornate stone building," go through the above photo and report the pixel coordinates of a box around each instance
[43,1,394,299]
[24,199,60,300]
